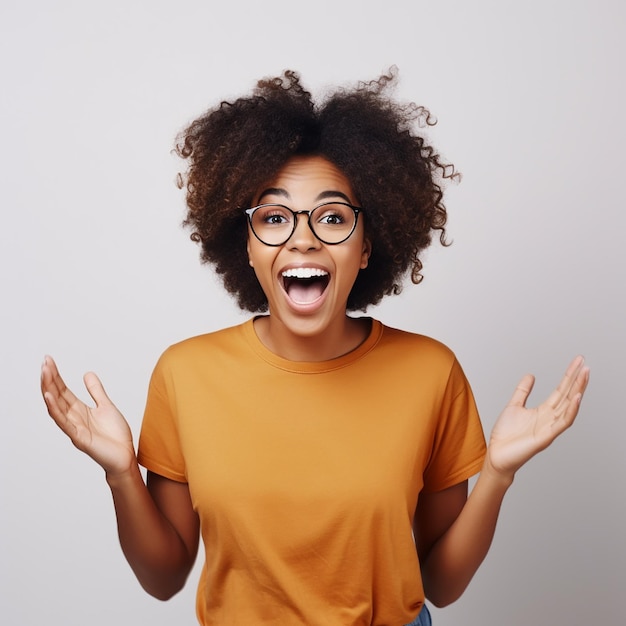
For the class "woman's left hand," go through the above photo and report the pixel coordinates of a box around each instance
[486,355,590,480]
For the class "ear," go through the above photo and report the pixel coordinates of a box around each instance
[360,237,372,269]
[246,238,254,267]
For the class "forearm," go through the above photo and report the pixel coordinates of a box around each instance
[421,459,513,607]
[421,357,588,606]
[106,463,195,600]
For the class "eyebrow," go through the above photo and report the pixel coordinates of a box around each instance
[257,188,353,204]
[257,188,289,203]
[316,190,352,203]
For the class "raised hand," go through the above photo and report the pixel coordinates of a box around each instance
[41,356,136,477]
[486,356,590,480]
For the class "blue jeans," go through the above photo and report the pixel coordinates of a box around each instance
[405,603,432,626]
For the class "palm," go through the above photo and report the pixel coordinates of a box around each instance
[41,356,135,476]
[487,356,589,477]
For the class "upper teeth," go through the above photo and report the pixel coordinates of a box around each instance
[282,268,328,279]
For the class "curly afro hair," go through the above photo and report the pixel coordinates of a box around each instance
[175,67,457,312]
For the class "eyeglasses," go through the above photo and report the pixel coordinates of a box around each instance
[244,202,363,246]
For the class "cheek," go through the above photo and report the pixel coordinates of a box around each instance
[246,241,278,286]
[247,236,271,271]
[337,247,369,283]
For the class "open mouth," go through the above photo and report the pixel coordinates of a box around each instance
[281,268,330,305]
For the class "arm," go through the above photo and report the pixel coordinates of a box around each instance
[415,465,510,607]
[107,468,199,599]
[41,356,199,600]
[415,355,590,607]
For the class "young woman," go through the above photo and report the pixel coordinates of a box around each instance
[40,69,589,626]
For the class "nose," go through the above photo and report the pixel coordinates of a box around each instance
[287,211,321,251]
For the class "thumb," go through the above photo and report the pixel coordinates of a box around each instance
[507,373,536,408]
[83,372,112,408]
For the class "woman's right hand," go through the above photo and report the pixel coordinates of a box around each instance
[41,356,136,477]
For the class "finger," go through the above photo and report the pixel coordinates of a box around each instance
[547,356,586,410]
[43,385,82,441]
[83,371,112,408]
[563,363,590,406]
[42,387,70,427]
[507,373,536,407]
[40,355,59,395]
[558,365,590,426]
[575,364,591,396]
[41,356,80,415]
[540,365,590,441]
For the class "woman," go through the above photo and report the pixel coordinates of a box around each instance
[41,69,589,626]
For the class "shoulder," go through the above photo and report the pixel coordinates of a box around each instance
[376,321,456,364]
[155,320,252,371]
[368,320,470,393]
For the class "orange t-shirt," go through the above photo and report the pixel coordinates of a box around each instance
[138,318,486,625]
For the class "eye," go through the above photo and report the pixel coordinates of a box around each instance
[254,205,292,226]
[314,203,352,226]
[318,213,345,225]
[265,213,289,225]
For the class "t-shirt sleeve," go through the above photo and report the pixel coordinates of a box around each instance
[422,358,486,493]
[137,353,187,483]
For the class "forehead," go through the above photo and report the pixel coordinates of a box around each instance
[255,155,356,203]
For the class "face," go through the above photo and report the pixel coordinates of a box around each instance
[246,155,371,340]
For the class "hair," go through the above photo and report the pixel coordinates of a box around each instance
[175,67,457,312]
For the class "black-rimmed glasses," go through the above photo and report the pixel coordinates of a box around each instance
[244,202,363,246]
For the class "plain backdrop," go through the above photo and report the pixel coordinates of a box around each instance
[1,1,624,624]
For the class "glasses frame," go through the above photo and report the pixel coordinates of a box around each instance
[244,202,363,247]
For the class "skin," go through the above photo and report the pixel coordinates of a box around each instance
[40,359,199,600]
[247,155,371,361]
[40,155,590,608]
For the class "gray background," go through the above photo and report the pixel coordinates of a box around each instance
[1,1,624,624]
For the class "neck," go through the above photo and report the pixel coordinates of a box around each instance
[253,315,370,362]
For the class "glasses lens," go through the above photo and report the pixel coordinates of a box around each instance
[310,203,357,244]
[250,205,295,245]
[248,202,358,245]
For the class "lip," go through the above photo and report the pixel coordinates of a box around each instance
[277,262,332,314]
